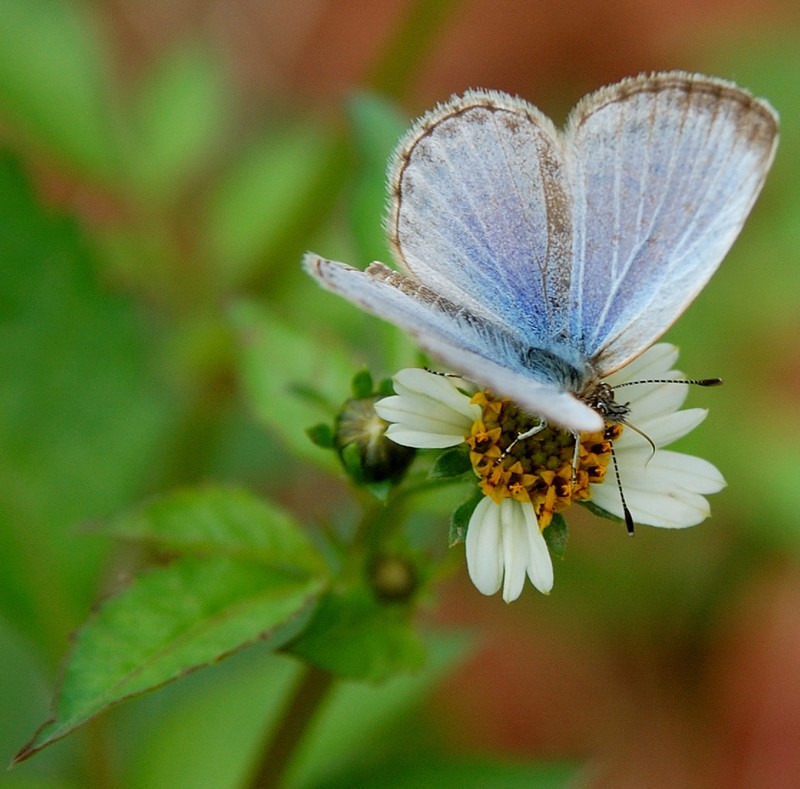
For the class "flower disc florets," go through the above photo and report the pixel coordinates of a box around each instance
[465,391,623,528]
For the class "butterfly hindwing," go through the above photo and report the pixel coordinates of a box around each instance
[565,72,778,373]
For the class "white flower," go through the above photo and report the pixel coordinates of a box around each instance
[375,344,726,601]
[465,497,553,601]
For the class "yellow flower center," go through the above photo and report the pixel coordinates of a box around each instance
[465,391,623,530]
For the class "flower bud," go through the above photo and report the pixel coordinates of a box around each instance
[335,395,415,484]
[368,553,418,602]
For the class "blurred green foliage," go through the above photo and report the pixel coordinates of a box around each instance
[0,152,172,656]
[0,0,120,178]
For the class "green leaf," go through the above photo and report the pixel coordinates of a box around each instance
[307,422,335,449]
[0,0,119,178]
[230,299,355,471]
[543,513,569,559]
[449,487,482,546]
[14,556,325,763]
[428,446,472,479]
[129,43,228,200]
[351,368,375,398]
[103,486,325,574]
[286,589,425,681]
[377,377,395,397]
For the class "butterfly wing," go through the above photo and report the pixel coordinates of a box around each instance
[304,254,604,432]
[565,71,778,374]
[387,90,574,351]
[306,74,776,431]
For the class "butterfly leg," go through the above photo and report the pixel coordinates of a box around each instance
[570,431,581,488]
[496,422,548,464]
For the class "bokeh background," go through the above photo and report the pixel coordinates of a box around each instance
[2,1,800,787]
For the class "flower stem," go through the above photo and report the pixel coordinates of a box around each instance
[365,0,463,101]
[246,664,335,789]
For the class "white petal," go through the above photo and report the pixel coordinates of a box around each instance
[465,497,503,595]
[376,393,460,423]
[392,368,479,420]
[375,369,480,449]
[619,450,726,495]
[465,498,554,601]
[599,484,712,528]
[500,501,529,603]
[521,503,553,594]
[591,450,723,528]
[625,378,688,421]
[604,344,679,386]
[375,395,474,443]
[383,426,464,448]
[618,408,708,450]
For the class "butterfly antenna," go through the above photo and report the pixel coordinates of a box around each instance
[621,420,657,464]
[423,367,459,378]
[610,445,635,536]
[614,377,722,389]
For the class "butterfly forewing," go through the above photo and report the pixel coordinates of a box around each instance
[566,73,778,373]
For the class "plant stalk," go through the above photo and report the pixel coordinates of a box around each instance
[246,664,335,789]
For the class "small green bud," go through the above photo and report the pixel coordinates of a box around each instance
[335,394,415,484]
[368,553,418,602]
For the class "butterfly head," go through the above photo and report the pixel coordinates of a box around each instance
[581,380,631,426]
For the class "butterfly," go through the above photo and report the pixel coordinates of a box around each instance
[304,71,778,433]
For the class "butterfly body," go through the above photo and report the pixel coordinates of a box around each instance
[305,72,778,433]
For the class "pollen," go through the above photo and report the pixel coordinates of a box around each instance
[465,392,623,529]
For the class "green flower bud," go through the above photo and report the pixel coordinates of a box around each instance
[335,394,415,485]
[368,553,418,602]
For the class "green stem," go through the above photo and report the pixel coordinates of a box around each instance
[85,718,117,789]
[246,665,335,789]
[250,0,463,297]
[399,473,470,499]
[365,0,464,101]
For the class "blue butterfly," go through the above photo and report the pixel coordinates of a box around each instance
[305,71,777,433]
